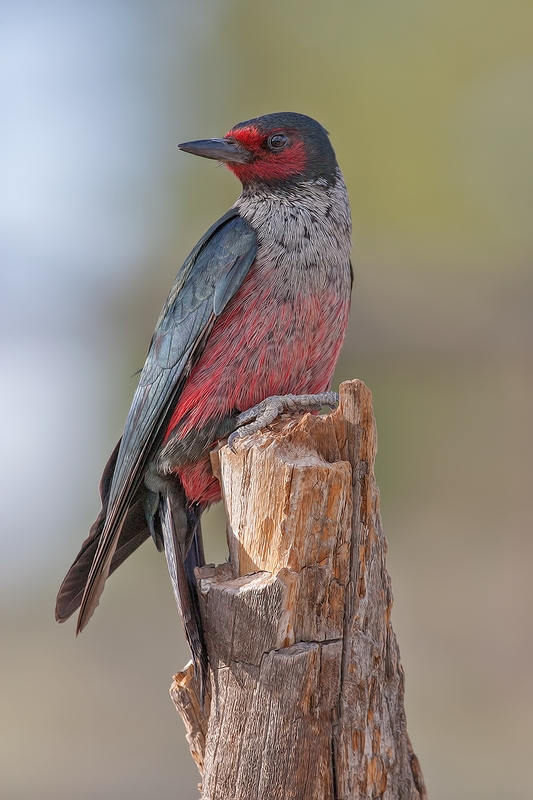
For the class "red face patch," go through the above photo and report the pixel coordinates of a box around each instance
[224,125,307,183]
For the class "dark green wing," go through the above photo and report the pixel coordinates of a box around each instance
[75,208,257,631]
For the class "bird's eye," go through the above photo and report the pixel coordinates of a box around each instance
[267,133,288,151]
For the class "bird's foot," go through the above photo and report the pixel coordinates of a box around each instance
[228,392,338,451]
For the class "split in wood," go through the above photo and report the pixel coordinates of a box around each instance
[170,380,427,800]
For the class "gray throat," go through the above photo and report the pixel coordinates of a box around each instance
[234,169,352,297]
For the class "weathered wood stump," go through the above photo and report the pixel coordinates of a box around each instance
[170,380,426,799]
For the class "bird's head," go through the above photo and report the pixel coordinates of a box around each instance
[178,112,338,188]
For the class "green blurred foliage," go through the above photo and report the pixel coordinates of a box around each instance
[182,0,533,248]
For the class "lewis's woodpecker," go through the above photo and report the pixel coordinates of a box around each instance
[56,112,353,681]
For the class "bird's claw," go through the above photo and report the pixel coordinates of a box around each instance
[227,392,339,452]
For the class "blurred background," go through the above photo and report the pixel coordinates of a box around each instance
[1,1,532,797]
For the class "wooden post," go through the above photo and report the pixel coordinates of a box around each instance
[170,380,427,799]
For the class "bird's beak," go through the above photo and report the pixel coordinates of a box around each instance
[178,137,251,164]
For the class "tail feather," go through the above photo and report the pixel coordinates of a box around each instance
[55,440,149,623]
[55,500,149,622]
[56,439,208,692]
[160,491,208,695]
[184,515,205,586]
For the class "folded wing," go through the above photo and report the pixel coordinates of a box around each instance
[56,208,257,631]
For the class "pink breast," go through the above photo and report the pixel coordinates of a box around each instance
[165,268,350,505]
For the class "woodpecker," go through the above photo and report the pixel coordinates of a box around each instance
[56,112,352,684]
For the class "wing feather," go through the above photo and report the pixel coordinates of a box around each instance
[76,209,258,631]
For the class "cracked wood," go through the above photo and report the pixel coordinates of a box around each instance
[170,380,427,799]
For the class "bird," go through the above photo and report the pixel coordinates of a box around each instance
[55,112,353,687]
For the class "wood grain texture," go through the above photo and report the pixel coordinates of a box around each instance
[170,663,210,776]
[170,380,427,799]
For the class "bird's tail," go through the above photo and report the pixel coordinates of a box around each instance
[160,487,208,696]
[55,440,150,622]
[56,440,208,693]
